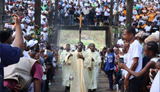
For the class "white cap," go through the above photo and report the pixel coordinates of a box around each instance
[28,40,38,47]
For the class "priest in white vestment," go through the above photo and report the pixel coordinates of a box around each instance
[67,42,88,92]
[60,44,72,92]
[86,43,101,91]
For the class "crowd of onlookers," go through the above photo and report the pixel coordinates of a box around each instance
[3,0,160,38]
[1,0,160,92]
[100,27,159,92]
[0,14,60,92]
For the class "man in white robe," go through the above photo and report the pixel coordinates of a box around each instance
[60,44,72,92]
[67,42,88,92]
[86,43,101,92]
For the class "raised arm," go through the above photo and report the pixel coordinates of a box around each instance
[12,14,24,52]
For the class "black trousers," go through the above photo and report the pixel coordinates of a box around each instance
[90,16,94,25]
[106,70,114,90]
[125,78,142,92]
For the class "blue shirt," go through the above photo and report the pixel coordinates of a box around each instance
[45,51,53,63]
[106,53,115,70]
[0,44,21,92]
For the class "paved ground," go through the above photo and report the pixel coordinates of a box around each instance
[49,68,117,92]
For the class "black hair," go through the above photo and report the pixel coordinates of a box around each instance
[30,51,37,58]
[146,41,159,55]
[126,26,136,36]
[78,42,83,45]
[23,29,27,33]
[46,43,51,50]
[66,44,70,47]
[0,30,12,43]
[109,47,114,53]
[60,47,64,50]
[139,16,142,19]
[103,47,107,50]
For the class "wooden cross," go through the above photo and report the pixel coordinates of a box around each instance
[77,14,84,28]
[77,14,84,42]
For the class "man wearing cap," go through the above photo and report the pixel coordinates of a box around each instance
[0,14,24,92]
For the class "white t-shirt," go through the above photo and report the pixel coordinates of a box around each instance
[21,24,25,29]
[28,26,34,30]
[28,10,35,17]
[41,32,48,41]
[124,40,142,80]
[119,16,126,22]
[150,70,160,92]
[120,22,125,26]
[4,24,14,30]
[104,9,110,16]
[144,25,151,36]
[23,0,28,3]
[26,27,31,34]
[22,17,30,23]
[41,20,46,25]
[95,7,102,15]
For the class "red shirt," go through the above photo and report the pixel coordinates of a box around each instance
[4,62,43,91]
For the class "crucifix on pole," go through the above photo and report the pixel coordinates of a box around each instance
[77,14,84,42]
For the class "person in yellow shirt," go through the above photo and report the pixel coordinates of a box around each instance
[123,7,126,16]
[148,10,156,22]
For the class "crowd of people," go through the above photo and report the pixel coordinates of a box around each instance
[0,0,160,92]
[100,26,159,92]
[4,0,160,27]
[57,0,160,26]
[0,14,59,92]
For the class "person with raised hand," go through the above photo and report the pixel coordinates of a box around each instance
[0,14,23,92]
